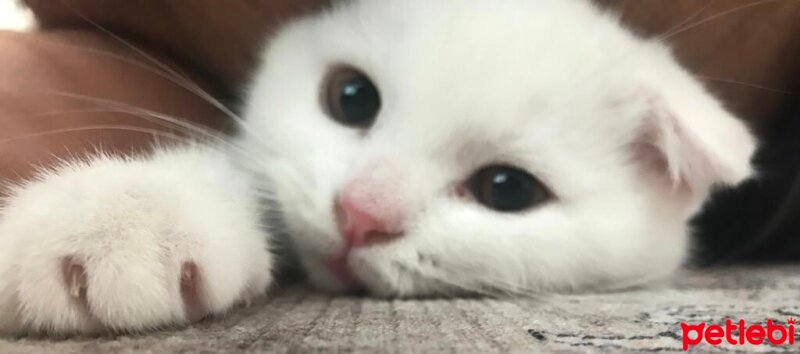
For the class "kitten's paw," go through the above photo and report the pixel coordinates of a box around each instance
[0,150,272,335]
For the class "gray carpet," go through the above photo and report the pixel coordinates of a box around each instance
[1,266,798,353]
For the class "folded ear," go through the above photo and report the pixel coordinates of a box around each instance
[628,85,756,196]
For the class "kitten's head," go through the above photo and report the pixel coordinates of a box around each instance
[242,0,755,296]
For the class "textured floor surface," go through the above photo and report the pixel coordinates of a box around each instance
[1,266,799,353]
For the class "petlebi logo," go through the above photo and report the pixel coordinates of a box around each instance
[681,318,796,351]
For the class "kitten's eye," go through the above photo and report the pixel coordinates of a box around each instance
[323,67,381,128]
[467,165,550,212]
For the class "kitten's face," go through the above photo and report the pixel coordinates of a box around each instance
[242,0,754,296]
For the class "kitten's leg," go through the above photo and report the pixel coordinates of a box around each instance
[0,146,272,335]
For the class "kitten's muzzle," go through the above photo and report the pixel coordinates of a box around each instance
[323,163,408,289]
[335,193,404,248]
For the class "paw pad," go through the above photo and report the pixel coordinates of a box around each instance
[180,262,207,322]
[61,257,88,299]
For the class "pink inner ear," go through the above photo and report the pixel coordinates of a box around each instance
[630,93,730,195]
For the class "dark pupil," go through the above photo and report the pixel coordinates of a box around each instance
[339,76,380,124]
[489,169,535,211]
[470,166,546,212]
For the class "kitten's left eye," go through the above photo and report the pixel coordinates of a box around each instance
[467,165,550,212]
[322,67,381,128]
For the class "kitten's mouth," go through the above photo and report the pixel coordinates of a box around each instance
[325,253,364,290]
[322,205,367,291]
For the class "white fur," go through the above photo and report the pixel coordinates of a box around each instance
[0,0,755,334]
[0,0,34,32]
[0,147,271,334]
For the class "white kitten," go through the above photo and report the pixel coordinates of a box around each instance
[0,0,754,335]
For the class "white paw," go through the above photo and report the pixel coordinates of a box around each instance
[0,149,272,335]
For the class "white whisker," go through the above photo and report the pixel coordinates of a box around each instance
[697,76,800,95]
[658,0,791,41]
[7,90,275,164]
[50,4,276,155]
[657,0,714,40]
[0,125,187,145]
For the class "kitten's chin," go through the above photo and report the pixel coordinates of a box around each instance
[347,253,467,298]
[300,253,367,295]
[299,250,427,297]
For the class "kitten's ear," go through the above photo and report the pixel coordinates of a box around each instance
[628,86,756,195]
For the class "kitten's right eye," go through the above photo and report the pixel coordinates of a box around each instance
[322,67,381,128]
[466,165,551,212]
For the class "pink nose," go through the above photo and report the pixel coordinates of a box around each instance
[336,193,404,248]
